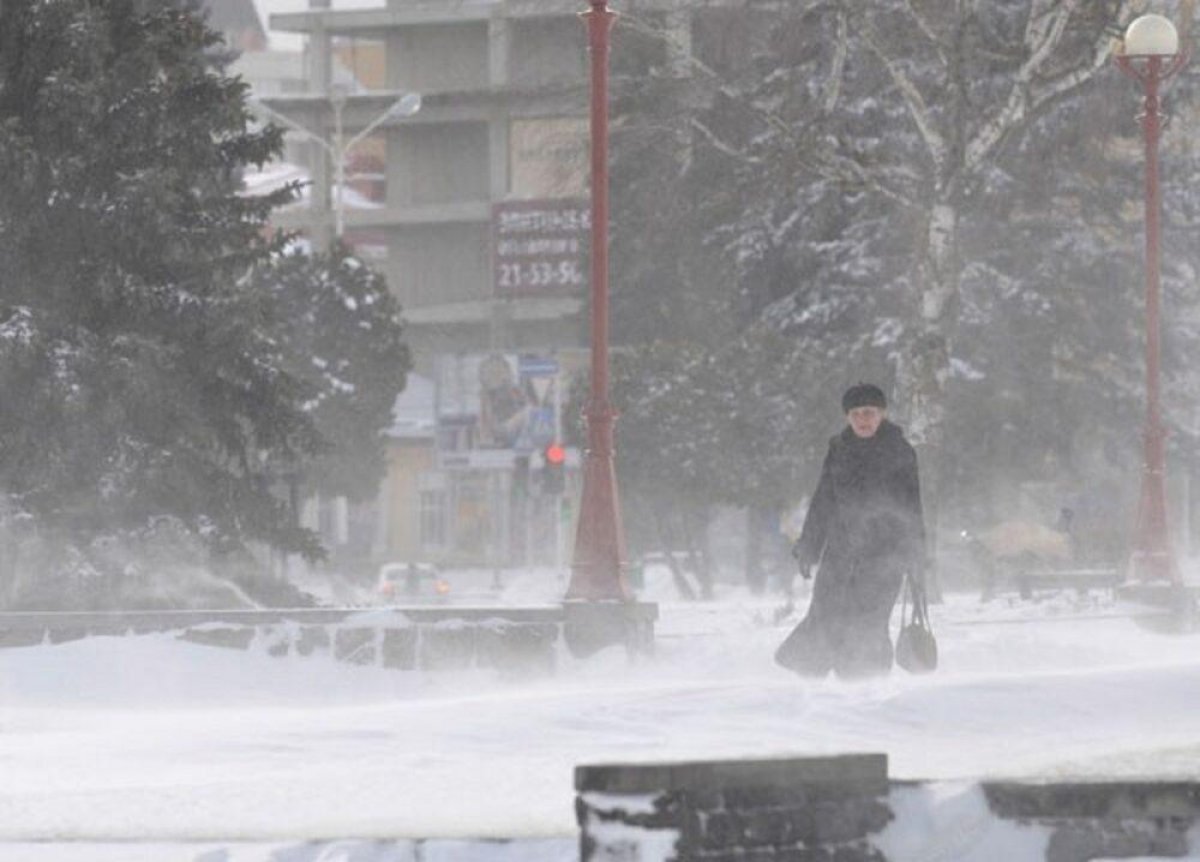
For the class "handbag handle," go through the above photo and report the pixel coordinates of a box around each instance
[902,570,931,630]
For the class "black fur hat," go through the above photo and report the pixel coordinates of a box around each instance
[842,383,887,413]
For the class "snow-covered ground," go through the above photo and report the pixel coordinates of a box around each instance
[2,568,1200,860]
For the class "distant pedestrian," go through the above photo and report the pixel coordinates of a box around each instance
[776,384,925,679]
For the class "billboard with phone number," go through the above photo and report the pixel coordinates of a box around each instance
[492,199,589,297]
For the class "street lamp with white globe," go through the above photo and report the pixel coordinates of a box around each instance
[1115,14,1188,584]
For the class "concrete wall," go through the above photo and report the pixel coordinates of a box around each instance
[576,754,1200,861]
[0,602,658,667]
[385,22,490,93]
[382,118,492,311]
[577,754,890,861]
[0,608,563,674]
[387,221,491,309]
[387,122,490,207]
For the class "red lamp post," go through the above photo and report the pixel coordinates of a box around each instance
[1116,14,1188,584]
[566,0,632,602]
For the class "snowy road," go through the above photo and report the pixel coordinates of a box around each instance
[1,581,1199,854]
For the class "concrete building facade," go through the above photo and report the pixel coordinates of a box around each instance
[263,1,606,357]
[256,1,707,574]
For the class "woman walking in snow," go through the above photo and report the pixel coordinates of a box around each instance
[776,383,925,679]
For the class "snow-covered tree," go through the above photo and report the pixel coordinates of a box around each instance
[252,246,411,503]
[0,1,409,603]
[606,1,1167,571]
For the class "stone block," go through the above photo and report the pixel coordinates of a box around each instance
[178,626,255,650]
[741,808,792,846]
[813,800,863,845]
[861,798,893,834]
[677,805,703,853]
[0,628,45,647]
[47,627,87,645]
[419,624,476,670]
[577,754,887,795]
[984,781,1200,821]
[812,797,892,844]
[579,755,890,862]
[1046,820,1188,862]
[725,784,810,810]
[686,788,725,812]
[699,810,741,849]
[587,838,640,861]
[778,806,817,843]
[832,845,885,862]
[87,623,132,639]
[260,626,291,657]
[296,625,330,656]
[474,621,557,674]
[335,628,377,665]
[775,849,834,862]
[563,600,658,659]
[382,627,417,670]
[579,805,680,862]
[603,795,684,832]
[778,849,836,862]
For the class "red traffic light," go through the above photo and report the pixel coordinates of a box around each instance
[544,443,566,465]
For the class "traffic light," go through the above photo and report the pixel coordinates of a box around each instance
[541,442,566,494]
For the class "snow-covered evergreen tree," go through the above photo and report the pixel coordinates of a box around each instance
[252,246,411,504]
[0,1,409,603]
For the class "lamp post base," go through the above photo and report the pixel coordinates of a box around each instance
[563,599,657,658]
[566,405,631,602]
[1128,549,1176,583]
[1130,457,1177,584]
[1118,581,1198,634]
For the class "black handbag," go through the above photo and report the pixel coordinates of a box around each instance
[895,572,937,673]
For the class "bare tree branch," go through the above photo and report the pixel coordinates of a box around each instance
[857,11,950,173]
[823,6,849,113]
[901,0,951,65]
[689,117,762,165]
[1023,0,1076,71]
[619,8,915,207]
[964,1,1138,175]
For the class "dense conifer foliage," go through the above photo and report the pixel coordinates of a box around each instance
[252,246,410,504]
[0,1,409,600]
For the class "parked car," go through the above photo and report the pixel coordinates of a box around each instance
[377,562,451,603]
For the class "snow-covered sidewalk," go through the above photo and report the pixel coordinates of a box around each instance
[1,580,1199,858]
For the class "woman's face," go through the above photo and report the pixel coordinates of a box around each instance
[847,406,885,438]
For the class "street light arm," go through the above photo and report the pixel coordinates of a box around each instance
[345,110,395,154]
[248,99,335,158]
[247,92,417,241]
[344,94,421,154]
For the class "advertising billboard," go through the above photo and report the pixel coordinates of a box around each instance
[435,352,561,457]
[492,199,589,297]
